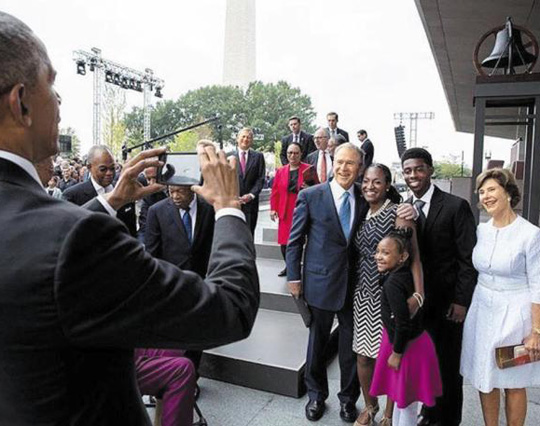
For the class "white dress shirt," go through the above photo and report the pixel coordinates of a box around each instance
[90,176,113,195]
[330,178,356,230]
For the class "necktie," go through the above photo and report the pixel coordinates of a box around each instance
[182,207,192,244]
[320,151,327,182]
[414,199,427,231]
[240,151,247,174]
[293,134,298,143]
[339,192,351,239]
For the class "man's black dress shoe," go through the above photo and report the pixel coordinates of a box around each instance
[305,399,325,421]
[339,402,357,422]
[278,268,287,277]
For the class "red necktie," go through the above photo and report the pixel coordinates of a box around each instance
[240,151,247,174]
[320,151,327,182]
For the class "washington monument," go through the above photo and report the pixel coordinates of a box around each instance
[223,0,256,88]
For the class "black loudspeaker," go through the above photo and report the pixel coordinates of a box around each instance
[58,135,72,154]
[394,125,406,157]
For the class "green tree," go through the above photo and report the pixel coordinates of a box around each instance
[122,81,316,153]
[244,81,316,151]
[433,161,471,178]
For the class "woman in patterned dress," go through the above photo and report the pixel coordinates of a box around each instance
[352,164,424,426]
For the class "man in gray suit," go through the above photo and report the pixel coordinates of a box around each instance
[0,11,259,426]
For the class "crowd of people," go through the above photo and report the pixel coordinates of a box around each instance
[1,10,540,426]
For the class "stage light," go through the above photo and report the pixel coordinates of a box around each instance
[155,86,163,98]
[76,61,86,75]
[105,71,113,83]
[89,58,97,72]
[136,81,143,92]
[121,77,129,88]
[113,74,121,85]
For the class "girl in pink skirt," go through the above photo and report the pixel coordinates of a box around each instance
[369,229,442,426]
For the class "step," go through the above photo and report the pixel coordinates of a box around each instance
[255,242,282,260]
[256,257,299,313]
[199,309,338,398]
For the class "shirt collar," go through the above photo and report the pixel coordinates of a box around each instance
[330,178,355,199]
[0,150,44,189]
[413,183,434,203]
[180,195,197,214]
[90,175,113,195]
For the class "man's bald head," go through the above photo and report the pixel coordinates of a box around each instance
[87,145,115,187]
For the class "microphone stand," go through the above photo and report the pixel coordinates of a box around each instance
[122,116,221,161]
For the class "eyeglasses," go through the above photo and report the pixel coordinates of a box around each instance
[314,136,328,140]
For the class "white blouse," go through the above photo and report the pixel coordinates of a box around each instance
[472,215,540,303]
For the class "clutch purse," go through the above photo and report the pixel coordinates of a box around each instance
[495,344,537,369]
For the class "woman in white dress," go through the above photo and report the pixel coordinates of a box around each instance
[461,168,540,426]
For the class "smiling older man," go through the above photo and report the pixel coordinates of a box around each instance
[286,143,368,423]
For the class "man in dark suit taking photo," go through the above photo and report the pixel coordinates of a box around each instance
[0,11,259,426]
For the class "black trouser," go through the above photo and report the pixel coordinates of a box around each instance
[422,316,464,426]
[242,203,258,235]
[305,304,360,404]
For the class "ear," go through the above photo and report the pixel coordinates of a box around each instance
[6,84,32,127]
[400,251,410,264]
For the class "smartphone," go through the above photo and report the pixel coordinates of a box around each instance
[157,152,201,186]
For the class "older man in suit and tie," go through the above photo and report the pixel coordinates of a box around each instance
[63,145,137,236]
[287,143,368,423]
[306,128,333,183]
[280,115,316,165]
[235,127,266,235]
[0,11,259,425]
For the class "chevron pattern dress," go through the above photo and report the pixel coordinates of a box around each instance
[353,202,397,358]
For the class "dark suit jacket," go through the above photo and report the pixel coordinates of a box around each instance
[360,139,374,169]
[145,197,215,278]
[280,131,316,165]
[327,127,349,143]
[306,150,333,181]
[410,186,477,320]
[62,179,137,237]
[0,158,258,426]
[138,190,168,242]
[236,149,265,228]
[286,182,368,311]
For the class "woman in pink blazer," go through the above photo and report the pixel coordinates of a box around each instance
[270,142,311,276]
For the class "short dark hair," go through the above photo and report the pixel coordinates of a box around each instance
[87,145,114,165]
[288,116,301,124]
[401,147,433,168]
[357,129,367,137]
[475,168,521,209]
[327,112,339,120]
[0,12,50,96]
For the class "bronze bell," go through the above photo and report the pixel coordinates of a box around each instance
[482,18,537,69]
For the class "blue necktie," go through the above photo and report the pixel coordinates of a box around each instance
[182,207,192,244]
[339,192,351,239]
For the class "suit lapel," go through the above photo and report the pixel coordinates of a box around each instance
[424,186,444,235]
[323,183,347,241]
[243,149,255,177]
[167,199,189,240]
[192,198,205,246]
[349,184,365,245]
[84,180,98,198]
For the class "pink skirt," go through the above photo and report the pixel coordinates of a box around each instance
[370,329,442,408]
